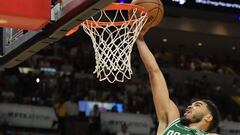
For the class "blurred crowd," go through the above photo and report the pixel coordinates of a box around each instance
[0,40,240,135]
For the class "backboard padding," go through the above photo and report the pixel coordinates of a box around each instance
[0,0,116,68]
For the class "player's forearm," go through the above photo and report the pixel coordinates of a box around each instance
[136,39,160,73]
[136,38,171,113]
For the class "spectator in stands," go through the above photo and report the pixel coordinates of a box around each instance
[1,88,15,103]
[89,104,101,135]
[64,94,79,135]
[217,65,235,75]
[201,57,214,72]
[84,89,97,101]
[54,98,67,135]
[111,105,118,112]
[64,95,79,114]
[190,57,201,71]
[223,114,233,122]
[179,54,188,69]
[116,123,130,135]
[38,57,51,67]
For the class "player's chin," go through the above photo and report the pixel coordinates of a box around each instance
[180,116,191,126]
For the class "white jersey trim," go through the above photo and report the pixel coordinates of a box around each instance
[161,118,181,134]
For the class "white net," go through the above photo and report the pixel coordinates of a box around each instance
[81,3,147,83]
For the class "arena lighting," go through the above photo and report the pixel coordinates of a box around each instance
[163,38,168,42]
[232,46,236,50]
[36,78,40,83]
[195,0,240,10]
[40,67,57,73]
[18,67,36,74]
[171,0,187,5]
[197,42,203,47]
[171,0,240,9]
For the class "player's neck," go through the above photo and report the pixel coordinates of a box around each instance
[189,122,208,132]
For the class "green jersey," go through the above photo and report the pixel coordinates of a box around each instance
[162,118,209,135]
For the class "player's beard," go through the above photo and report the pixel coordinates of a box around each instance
[180,113,204,126]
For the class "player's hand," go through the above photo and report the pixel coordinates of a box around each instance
[138,27,150,39]
[138,29,149,39]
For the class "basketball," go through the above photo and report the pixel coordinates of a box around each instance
[131,0,164,31]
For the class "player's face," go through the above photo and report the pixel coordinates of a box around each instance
[184,101,210,123]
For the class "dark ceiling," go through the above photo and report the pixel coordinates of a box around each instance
[145,27,240,58]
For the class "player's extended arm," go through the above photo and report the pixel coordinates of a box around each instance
[136,37,180,126]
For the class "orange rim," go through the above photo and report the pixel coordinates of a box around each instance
[65,25,80,36]
[81,3,148,28]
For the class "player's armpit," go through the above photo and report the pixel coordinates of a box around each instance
[156,112,168,134]
[156,101,179,134]
[167,100,180,124]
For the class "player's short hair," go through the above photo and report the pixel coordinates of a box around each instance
[202,99,221,132]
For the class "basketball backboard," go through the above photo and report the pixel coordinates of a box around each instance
[0,0,115,68]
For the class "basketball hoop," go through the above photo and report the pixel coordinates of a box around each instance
[81,3,148,83]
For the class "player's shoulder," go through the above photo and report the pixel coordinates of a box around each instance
[157,118,181,135]
[168,118,181,127]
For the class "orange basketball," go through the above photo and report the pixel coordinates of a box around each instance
[131,0,164,30]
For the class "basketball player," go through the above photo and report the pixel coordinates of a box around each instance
[136,32,221,135]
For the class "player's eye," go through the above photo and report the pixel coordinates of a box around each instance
[195,103,201,107]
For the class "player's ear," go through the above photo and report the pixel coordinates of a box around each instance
[204,114,213,123]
